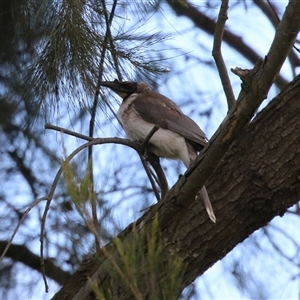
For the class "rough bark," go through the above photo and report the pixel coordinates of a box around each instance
[53,73,300,300]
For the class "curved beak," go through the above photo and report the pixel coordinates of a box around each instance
[100,79,137,98]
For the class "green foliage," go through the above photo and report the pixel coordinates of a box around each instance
[62,158,94,218]
[0,0,169,115]
[2,1,299,299]
[91,217,184,300]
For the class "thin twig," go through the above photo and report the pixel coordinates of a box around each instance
[37,139,113,289]
[46,123,165,202]
[40,199,51,292]
[90,0,120,139]
[102,0,122,81]
[45,123,94,141]
[88,0,120,251]
[212,0,235,111]
[0,197,48,263]
[266,0,280,23]
[45,123,143,150]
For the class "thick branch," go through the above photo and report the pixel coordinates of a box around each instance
[0,241,71,285]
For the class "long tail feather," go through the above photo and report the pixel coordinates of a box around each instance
[198,186,216,223]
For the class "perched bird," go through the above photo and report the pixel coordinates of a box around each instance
[100,79,216,223]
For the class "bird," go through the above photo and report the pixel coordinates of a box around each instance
[100,79,216,223]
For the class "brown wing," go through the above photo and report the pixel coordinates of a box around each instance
[133,90,208,148]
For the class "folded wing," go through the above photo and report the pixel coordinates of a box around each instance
[133,92,208,149]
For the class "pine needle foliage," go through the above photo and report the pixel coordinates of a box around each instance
[1,0,170,118]
[90,217,184,300]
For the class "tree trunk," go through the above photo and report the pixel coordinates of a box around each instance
[53,73,300,299]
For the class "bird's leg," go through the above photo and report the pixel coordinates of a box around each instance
[139,154,161,202]
[137,125,169,198]
[140,125,159,155]
[147,153,169,198]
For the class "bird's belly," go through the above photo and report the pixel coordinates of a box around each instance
[119,110,188,160]
[148,129,187,160]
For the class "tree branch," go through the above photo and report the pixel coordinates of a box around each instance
[45,123,166,201]
[212,0,235,110]
[45,123,95,141]
[54,67,300,300]
[158,0,300,231]
[52,2,300,298]
[88,0,119,252]
[253,0,300,75]
[166,0,289,89]
[54,72,300,300]
[0,241,71,285]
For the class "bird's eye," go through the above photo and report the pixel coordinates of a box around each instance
[122,82,133,89]
[121,81,137,93]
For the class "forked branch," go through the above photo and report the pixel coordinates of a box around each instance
[212,0,235,110]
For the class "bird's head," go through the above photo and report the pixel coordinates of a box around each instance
[100,79,138,98]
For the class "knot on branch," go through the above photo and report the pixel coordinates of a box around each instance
[231,58,264,90]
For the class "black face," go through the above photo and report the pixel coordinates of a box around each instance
[114,79,137,95]
[100,79,138,97]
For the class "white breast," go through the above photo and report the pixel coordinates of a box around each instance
[117,94,193,167]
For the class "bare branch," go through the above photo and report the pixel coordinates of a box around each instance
[40,199,51,292]
[0,196,48,263]
[45,123,94,141]
[0,241,71,285]
[254,0,300,76]
[88,0,120,251]
[212,0,235,110]
[45,122,168,202]
[101,0,122,81]
[45,123,140,150]
[166,0,289,89]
